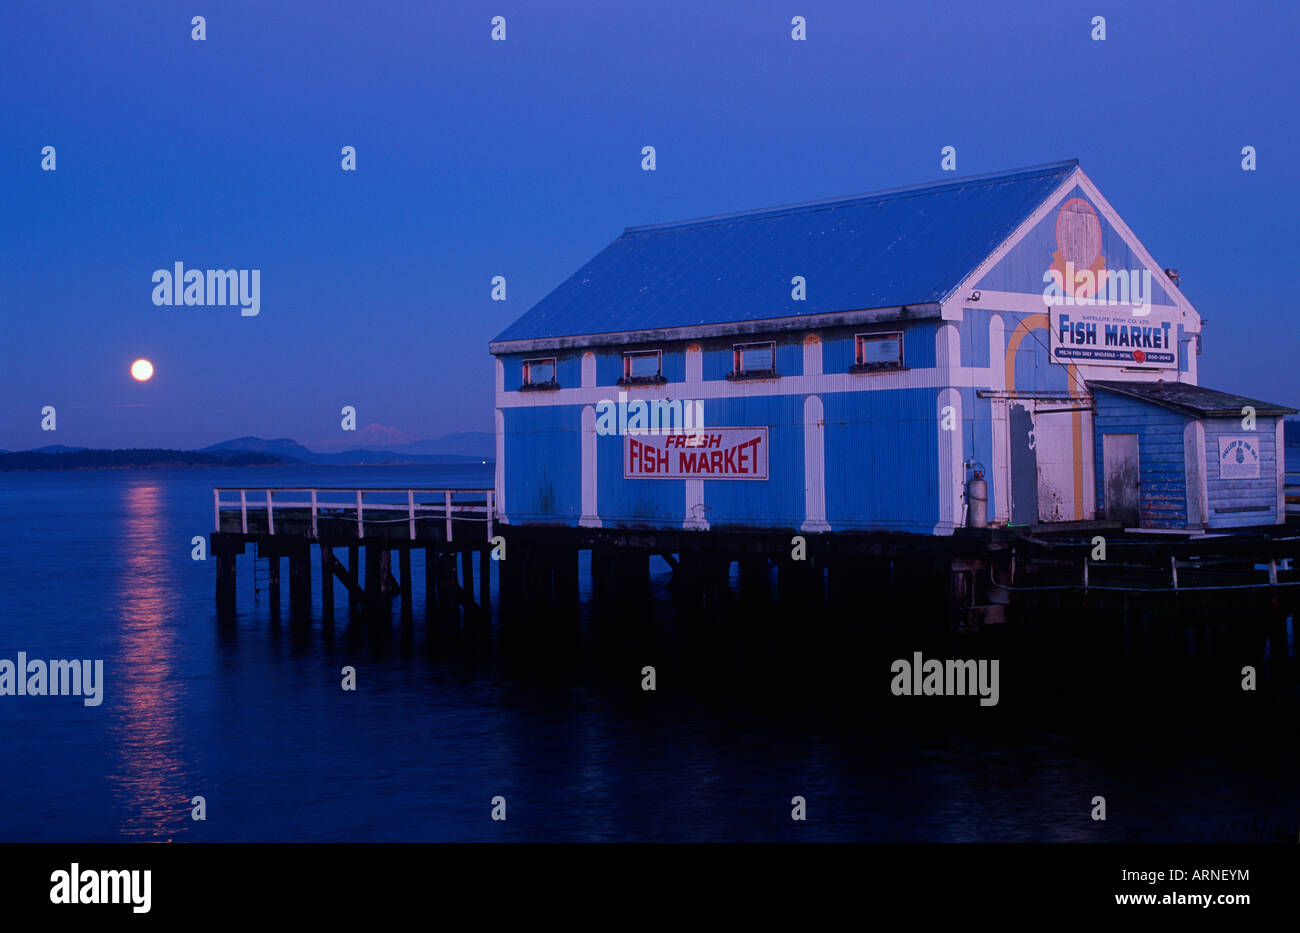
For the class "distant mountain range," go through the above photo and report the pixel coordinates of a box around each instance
[0,429,495,471]
[201,428,494,463]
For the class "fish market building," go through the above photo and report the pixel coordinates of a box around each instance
[489,160,1293,535]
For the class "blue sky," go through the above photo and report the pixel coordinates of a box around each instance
[3,0,1297,449]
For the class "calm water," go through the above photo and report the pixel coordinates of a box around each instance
[0,464,1295,842]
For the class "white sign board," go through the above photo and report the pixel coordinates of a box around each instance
[1217,435,1261,480]
[1049,306,1178,368]
[624,427,768,480]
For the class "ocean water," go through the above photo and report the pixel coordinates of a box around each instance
[0,464,1295,842]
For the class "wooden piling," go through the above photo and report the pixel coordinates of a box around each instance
[378,550,394,601]
[554,547,579,613]
[329,548,365,612]
[435,552,460,624]
[824,557,850,608]
[738,556,770,605]
[364,546,393,618]
[1268,609,1292,683]
[289,544,311,617]
[526,546,554,606]
[399,548,412,619]
[268,555,281,614]
[499,544,523,615]
[460,548,476,614]
[216,545,237,616]
[610,549,650,619]
[425,546,437,611]
[364,546,380,607]
[320,545,334,620]
[590,546,615,608]
[777,556,817,609]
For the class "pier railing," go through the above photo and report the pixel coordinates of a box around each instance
[213,487,495,542]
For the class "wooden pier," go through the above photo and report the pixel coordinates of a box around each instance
[210,485,1298,684]
[208,488,1294,696]
[212,487,496,621]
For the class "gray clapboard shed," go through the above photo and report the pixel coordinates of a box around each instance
[1089,381,1295,530]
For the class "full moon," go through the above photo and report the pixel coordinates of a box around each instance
[131,359,154,382]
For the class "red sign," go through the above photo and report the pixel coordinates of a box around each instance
[623,428,768,480]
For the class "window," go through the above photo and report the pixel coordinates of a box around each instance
[729,341,777,379]
[620,349,665,385]
[521,357,558,390]
[852,332,903,373]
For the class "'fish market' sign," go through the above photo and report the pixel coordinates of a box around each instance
[1049,306,1177,367]
[625,428,768,480]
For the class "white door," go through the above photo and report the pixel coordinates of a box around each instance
[1033,407,1078,523]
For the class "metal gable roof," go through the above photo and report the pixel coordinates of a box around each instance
[491,160,1078,348]
[1089,380,1298,417]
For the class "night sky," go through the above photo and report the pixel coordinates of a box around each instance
[4,0,1296,450]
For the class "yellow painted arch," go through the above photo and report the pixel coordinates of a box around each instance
[1003,314,1085,521]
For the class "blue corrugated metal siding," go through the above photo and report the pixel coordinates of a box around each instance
[959,390,997,520]
[501,355,523,390]
[1204,416,1279,528]
[820,333,855,374]
[556,354,582,387]
[594,352,621,386]
[493,162,1077,343]
[596,430,683,526]
[904,322,939,368]
[1008,312,1070,394]
[960,310,991,369]
[699,396,805,528]
[662,350,686,383]
[822,388,940,531]
[503,406,583,522]
[702,348,731,381]
[501,382,950,531]
[1093,392,1189,528]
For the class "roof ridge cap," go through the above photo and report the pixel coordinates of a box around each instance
[623,160,1080,234]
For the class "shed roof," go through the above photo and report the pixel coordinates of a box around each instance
[491,160,1079,349]
[1089,380,1297,417]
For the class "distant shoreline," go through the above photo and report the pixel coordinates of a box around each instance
[0,449,493,472]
